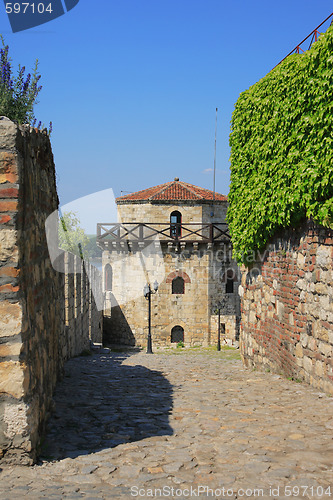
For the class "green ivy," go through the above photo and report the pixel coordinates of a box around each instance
[228,26,333,265]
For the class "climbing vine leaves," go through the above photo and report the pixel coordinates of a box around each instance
[228,26,333,264]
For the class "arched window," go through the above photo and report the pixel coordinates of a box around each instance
[170,211,182,239]
[172,276,185,294]
[171,325,184,343]
[105,264,112,291]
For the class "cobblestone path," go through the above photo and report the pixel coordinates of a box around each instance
[0,349,332,499]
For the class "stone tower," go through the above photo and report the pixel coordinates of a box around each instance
[98,178,240,348]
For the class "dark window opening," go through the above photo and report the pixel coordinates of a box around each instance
[172,276,185,294]
[105,264,113,291]
[170,210,182,239]
[171,325,184,343]
[226,278,233,294]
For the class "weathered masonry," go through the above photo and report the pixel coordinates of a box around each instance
[98,178,241,347]
[240,220,333,395]
[0,118,102,464]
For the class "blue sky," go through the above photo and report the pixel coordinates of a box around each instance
[1,1,332,208]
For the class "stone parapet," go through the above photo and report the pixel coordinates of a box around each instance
[0,118,102,464]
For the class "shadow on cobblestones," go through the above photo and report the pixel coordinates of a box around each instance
[40,351,173,461]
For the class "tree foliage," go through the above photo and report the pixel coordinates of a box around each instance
[228,26,333,264]
[59,211,90,259]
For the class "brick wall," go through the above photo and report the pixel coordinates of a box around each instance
[240,220,333,395]
[0,117,102,464]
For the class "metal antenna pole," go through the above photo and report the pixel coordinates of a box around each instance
[212,107,218,214]
[147,285,153,354]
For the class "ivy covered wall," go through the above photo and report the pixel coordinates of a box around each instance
[228,25,333,264]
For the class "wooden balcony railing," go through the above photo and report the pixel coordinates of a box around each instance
[97,222,230,245]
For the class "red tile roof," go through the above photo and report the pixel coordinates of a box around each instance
[116,179,227,202]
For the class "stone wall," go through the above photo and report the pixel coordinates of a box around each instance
[118,200,228,224]
[240,220,333,395]
[0,118,102,464]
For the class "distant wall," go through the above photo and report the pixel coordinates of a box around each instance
[240,220,333,395]
[63,253,103,358]
[0,118,102,465]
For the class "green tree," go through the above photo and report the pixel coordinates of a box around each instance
[59,211,90,259]
[85,235,102,259]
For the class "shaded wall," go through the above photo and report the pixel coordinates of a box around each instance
[240,220,333,395]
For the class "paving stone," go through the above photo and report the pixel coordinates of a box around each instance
[81,465,99,475]
[162,462,183,473]
[1,350,332,498]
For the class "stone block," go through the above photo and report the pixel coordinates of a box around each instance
[297,253,305,269]
[315,360,325,378]
[296,279,306,290]
[308,337,317,351]
[318,341,332,357]
[300,333,308,348]
[0,341,21,357]
[0,229,18,262]
[3,402,28,440]
[316,246,331,269]
[0,118,18,150]
[314,282,328,294]
[303,356,313,374]
[319,294,330,311]
[0,301,22,337]
[295,343,303,358]
[276,300,285,321]
[0,361,24,398]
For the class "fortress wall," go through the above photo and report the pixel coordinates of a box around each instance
[240,220,333,395]
[0,118,102,464]
[103,245,212,347]
[103,241,240,348]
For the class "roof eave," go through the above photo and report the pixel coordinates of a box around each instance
[116,198,228,205]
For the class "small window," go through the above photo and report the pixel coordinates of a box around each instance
[225,269,236,294]
[105,264,113,291]
[226,278,233,294]
[170,211,182,239]
[172,276,184,294]
[171,325,184,343]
